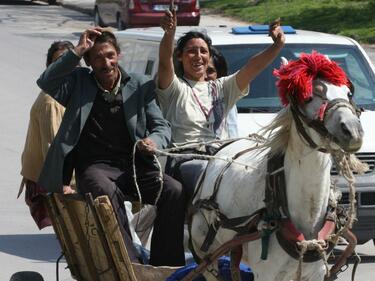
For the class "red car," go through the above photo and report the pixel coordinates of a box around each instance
[94,0,200,30]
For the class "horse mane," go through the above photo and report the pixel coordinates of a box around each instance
[273,51,350,106]
[258,106,293,156]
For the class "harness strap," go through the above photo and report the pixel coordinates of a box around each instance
[290,96,359,152]
[209,146,259,202]
[291,106,319,149]
[191,144,265,253]
[276,218,336,263]
[198,205,263,252]
[327,229,359,281]
[265,153,289,219]
[181,232,263,281]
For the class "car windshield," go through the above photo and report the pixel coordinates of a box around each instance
[217,44,375,113]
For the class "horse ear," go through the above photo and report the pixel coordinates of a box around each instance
[324,55,331,62]
[281,56,288,66]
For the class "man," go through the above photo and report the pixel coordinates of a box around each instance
[37,27,186,266]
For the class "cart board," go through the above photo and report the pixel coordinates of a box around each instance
[45,193,180,281]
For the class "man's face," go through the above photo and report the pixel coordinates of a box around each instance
[87,42,120,87]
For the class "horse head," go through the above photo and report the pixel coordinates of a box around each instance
[274,52,363,153]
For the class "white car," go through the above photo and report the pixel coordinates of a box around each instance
[115,25,375,244]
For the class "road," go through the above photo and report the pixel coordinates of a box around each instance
[0,2,374,281]
[0,2,92,281]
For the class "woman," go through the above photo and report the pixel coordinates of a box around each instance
[19,41,76,229]
[157,9,285,146]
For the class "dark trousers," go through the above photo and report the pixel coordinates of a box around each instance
[76,161,186,266]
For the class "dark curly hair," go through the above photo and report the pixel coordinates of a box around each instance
[210,47,228,78]
[83,30,121,63]
[46,41,74,67]
[174,31,213,77]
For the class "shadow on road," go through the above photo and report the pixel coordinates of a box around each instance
[0,233,63,262]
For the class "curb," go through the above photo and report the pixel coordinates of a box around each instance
[60,1,94,16]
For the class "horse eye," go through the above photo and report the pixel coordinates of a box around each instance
[348,91,354,99]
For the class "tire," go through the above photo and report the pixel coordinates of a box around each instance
[10,271,44,281]
[94,8,104,27]
[48,0,57,5]
[117,14,127,30]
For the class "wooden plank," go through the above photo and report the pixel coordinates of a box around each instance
[45,194,82,280]
[62,194,121,281]
[85,193,122,281]
[94,196,138,281]
[60,195,101,281]
[46,193,182,281]
[48,194,121,281]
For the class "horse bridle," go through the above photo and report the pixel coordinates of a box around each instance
[290,81,362,151]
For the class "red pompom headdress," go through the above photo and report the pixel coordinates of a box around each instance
[273,51,350,106]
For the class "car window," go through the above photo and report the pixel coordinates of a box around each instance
[217,44,375,112]
[145,59,155,76]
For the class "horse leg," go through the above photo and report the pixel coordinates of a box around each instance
[202,260,225,281]
[230,246,243,281]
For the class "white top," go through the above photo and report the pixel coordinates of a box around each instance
[156,73,249,145]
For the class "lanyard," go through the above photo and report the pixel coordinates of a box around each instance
[182,77,217,122]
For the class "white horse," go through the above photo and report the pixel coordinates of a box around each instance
[189,52,364,281]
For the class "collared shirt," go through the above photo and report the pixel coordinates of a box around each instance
[74,68,133,169]
[94,70,122,102]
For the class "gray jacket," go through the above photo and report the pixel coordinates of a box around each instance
[37,50,171,193]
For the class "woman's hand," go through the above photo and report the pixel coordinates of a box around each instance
[269,18,285,48]
[160,9,176,34]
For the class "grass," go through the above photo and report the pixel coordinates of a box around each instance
[201,0,375,43]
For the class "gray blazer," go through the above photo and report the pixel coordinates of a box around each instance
[37,50,171,193]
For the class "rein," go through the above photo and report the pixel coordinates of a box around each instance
[131,93,362,280]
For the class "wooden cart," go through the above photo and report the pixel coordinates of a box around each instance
[45,193,181,281]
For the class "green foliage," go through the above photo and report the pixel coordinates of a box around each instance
[200,0,375,43]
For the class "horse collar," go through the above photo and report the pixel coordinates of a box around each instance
[266,154,337,262]
[265,153,290,219]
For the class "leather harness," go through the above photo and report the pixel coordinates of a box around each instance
[185,86,362,280]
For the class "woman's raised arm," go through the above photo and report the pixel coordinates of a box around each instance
[158,9,177,90]
[235,19,285,92]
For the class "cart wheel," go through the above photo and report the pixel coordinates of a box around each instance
[10,271,44,281]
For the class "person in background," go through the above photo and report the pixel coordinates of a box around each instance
[36,27,186,266]
[19,41,76,230]
[205,46,239,139]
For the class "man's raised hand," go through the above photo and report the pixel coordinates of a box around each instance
[74,27,103,57]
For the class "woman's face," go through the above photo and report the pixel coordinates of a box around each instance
[205,59,217,81]
[179,38,210,82]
